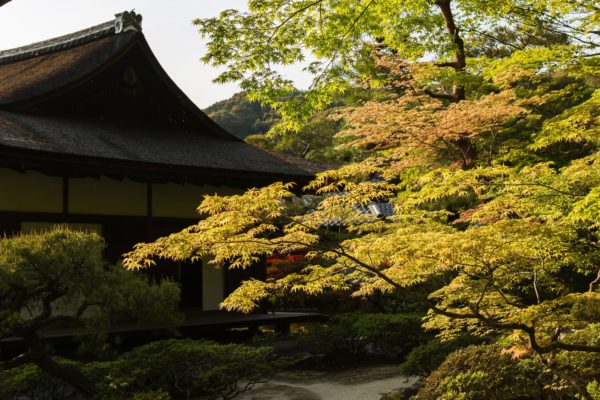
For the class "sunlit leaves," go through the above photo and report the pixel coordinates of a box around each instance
[335,90,527,171]
[570,186,600,226]
[196,0,598,131]
[532,89,600,150]
[124,5,600,383]
[220,279,272,313]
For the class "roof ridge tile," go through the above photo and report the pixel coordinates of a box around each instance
[0,11,142,65]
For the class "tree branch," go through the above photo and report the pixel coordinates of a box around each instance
[423,89,456,101]
[0,352,31,370]
[429,302,600,354]
[434,61,460,68]
[436,0,466,101]
[589,268,600,292]
[268,0,324,44]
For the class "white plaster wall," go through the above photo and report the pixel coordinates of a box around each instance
[69,177,146,216]
[152,183,243,218]
[0,168,62,213]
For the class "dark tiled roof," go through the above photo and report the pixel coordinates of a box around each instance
[0,111,319,178]
[260,149,331,176]
[0,12,323,181]
[0,32,135,105]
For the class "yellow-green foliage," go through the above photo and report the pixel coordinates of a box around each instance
[413,345,558,400]
[123,1,600,396]
[195,0,599,131]
[126,67,600,394]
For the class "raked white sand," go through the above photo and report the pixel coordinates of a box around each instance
[235,364,419,400]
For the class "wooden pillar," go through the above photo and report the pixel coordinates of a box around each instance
[146,183,153,241]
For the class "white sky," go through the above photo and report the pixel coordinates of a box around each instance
[0,0,312,108]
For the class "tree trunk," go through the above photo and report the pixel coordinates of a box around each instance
[436,0,466,102]
[24,333,97,398]
[436,0,475,167]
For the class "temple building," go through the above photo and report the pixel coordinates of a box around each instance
[0,11,318,311]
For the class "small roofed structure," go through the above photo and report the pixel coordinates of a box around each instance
[0,11,320,311]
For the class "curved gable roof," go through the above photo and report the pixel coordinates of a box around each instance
[0,12,324,184]
[0,13,236,140]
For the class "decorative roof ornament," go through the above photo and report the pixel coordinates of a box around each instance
[115,10,143,33]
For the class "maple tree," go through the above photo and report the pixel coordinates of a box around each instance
[125,0,600,398]
[196,0,599,129]
[125,72,599,395]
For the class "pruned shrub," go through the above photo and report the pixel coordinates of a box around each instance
[0,339,285,400]
[299,312,427,358]
[91,339,286,400]
[399,335,487,377]
[413,344,560,400]
[0,361,77,400]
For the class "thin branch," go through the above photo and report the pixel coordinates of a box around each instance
[462,27,524,51]
[474,276,493,312]
[268,0,324,45]
[0,352,31,369]
[589,268,600,292]
[434,61,460,68]
[430,303,600,354]
[311,0,377,88]
[485,182,587,197]
[533,268,541,305]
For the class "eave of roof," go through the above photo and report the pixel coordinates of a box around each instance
[0,111,321,184]
[0,20,116,64]
[0,145,316,189]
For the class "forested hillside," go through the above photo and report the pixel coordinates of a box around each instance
[207,89,387,165]
[204,92,278,139]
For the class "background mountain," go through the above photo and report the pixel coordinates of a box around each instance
[204,92,278,139]
[204,90,386,165]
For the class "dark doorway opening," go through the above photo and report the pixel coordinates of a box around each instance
[180,261,203,309]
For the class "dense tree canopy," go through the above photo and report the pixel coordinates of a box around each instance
[196,0,599,130]
[125,0,600,398]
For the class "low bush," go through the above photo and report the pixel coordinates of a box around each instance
[0,361,76,400]
[298,312,427,358]
[413,344,562,400]
[93,339,285,399]
[399,335,487,377]
[0,339,285,400]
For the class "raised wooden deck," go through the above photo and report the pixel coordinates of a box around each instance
[1,311,326,345]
